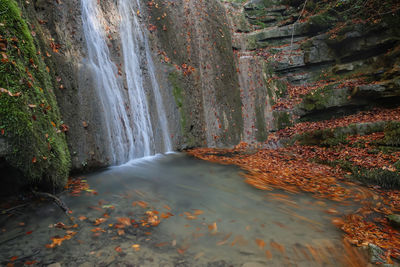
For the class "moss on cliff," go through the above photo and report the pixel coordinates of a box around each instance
[0,0,70,189]
[168,71,187,134]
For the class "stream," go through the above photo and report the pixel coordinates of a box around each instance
[0,153,368,266]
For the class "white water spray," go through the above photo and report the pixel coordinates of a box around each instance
[81,0,171,164]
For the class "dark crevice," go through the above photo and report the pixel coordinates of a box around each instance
[339,41,398,63]
[274,60,335,75]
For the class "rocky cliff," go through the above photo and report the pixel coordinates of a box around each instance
[1,0,399,192]
[224,0,400,134]
[0,0,70,194]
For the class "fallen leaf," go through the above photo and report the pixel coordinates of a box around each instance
[255,238,265,250]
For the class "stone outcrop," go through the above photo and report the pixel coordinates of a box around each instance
[0,0,71,194]
[147,0,243,148]
[224,0,400,132]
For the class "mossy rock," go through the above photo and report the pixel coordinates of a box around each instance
[293,121,388,147]
[387,214,400,228]
[383,121,400,146]
[351,167,400,189]
[272,110,292,131]
[0,0,70,191]
[298,85,350,113]
[304,12,337,34]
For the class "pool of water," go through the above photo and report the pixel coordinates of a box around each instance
[0,153,367,266]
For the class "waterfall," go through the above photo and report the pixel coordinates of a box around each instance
[118,0,172,153]
[81,0,172,164]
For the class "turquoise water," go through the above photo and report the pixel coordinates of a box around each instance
[0,153,366,266]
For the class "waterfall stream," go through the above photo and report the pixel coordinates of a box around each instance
[81,0,171,164]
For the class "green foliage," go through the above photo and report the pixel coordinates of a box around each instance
[0,0,70,189]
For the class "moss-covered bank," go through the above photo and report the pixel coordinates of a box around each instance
[0,0,70,191]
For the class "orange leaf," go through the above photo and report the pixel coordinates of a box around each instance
[265,250,272,259]
[117,217,131,226]
[94,218,107,225]
[114,246,122,253]
[208,222,217,233]
[331,218,345,227]
[193,209,203,215]
[137,201,148,208]
[255,239,265,250]
[155,242,169,247]
[270,241,285,254]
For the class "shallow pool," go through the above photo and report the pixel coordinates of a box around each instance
[0,153,367,266]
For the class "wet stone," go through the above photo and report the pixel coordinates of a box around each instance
[387,214,400,228]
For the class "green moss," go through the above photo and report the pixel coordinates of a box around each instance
[255,106,267,141]
[316,158,400,189]
[351,168,400,189]
[305,12,337,33]
[0,0,70,189]
[296,128,348,147]
[273,111,292,131]
[246,35,258,50]
[293,122,387,147]
[383,121,400,147]
[168,71,187,134]
[262,63,287,105]
[299,85,337,111]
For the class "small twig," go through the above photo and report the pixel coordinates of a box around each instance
[289,0,308,55]
[0,204,29,215]
[32,191,73,222]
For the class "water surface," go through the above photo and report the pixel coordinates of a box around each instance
[0,153,366,266]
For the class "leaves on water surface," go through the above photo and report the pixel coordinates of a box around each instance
[117,217,131,226]
[265,250,272,259]
[208,222,217,234]
[161,212,174,219]
[255,238,265,250]
[94,218,107,226]
[132,201,148,208]
[45,231,77,248]
[192,209,203,215]
[270,241,285,254]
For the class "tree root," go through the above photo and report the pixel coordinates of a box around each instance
[32,191,73,222]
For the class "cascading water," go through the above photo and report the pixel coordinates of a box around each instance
[81,0,171,164]
[118,0,172,153]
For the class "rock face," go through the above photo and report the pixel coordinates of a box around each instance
[0,0,70,194]
[224,0,400,131]
[1,0,245,191]
[1,0,399,191]
[387,214,400,228]
[147,0,243,148]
